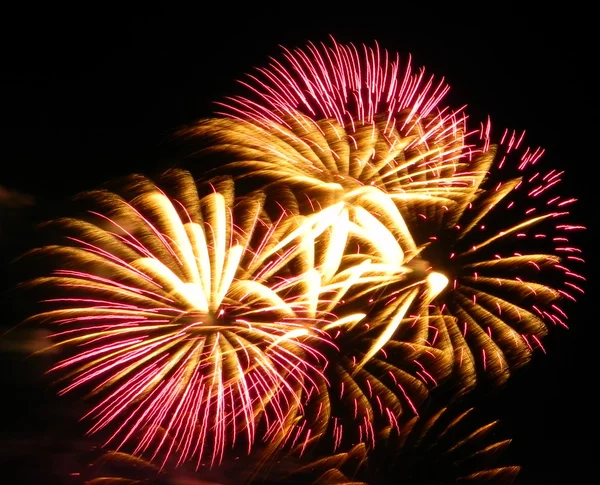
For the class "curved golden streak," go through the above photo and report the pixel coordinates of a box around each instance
[453,292,530,367]
[215,244,244,308]
[463,254,559,270]
[348,187,417,256]
[354,287,419,374]
[320,261,376,313]
[457,284,548,336]
[457,178,521,240]
[149,193,200,286]
[272,202,345,254]
[319,208,350,282]
[133,258,206,311]
[447,150,496,226]
[351,206,404,265]
[462,213,555,255]
[207,193,227,311]
[461,276,560,301]
[229,280,296,318]
[322,313,366,332]
[186,223,212,301]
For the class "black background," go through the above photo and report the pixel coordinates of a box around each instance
[0,5,596,484]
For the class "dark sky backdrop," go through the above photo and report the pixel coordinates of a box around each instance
[0,6,596,484]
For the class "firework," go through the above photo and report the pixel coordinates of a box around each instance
[282,405,520,485]
[24,169,430,467]
[182,111,475,219]
[267,269,456,456]
[235,185,458,456]
[18,37,585,482]
[22,165,462,468]
[411,124,585,390]
[181,37,584,392]
[331,403,520,485]
[73,404,518,485]
[74,448,366,485]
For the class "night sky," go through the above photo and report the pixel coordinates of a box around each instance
[0,6,595,484]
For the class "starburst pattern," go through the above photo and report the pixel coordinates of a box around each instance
[410,123,586,390]
[24,168,460,466]
[181,37,584,393]
[17,37,586,485]
[238,186,457,455]
[24,169,429,467]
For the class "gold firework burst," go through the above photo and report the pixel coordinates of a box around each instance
[24,169,428,467]
[180,38,584,394]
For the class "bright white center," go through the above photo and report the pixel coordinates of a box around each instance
[426,271,449,299]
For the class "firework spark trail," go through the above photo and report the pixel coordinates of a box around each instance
[23,169,437,467]
[220,36,455,135]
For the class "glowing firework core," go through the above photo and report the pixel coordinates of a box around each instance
[426,271,449,299]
